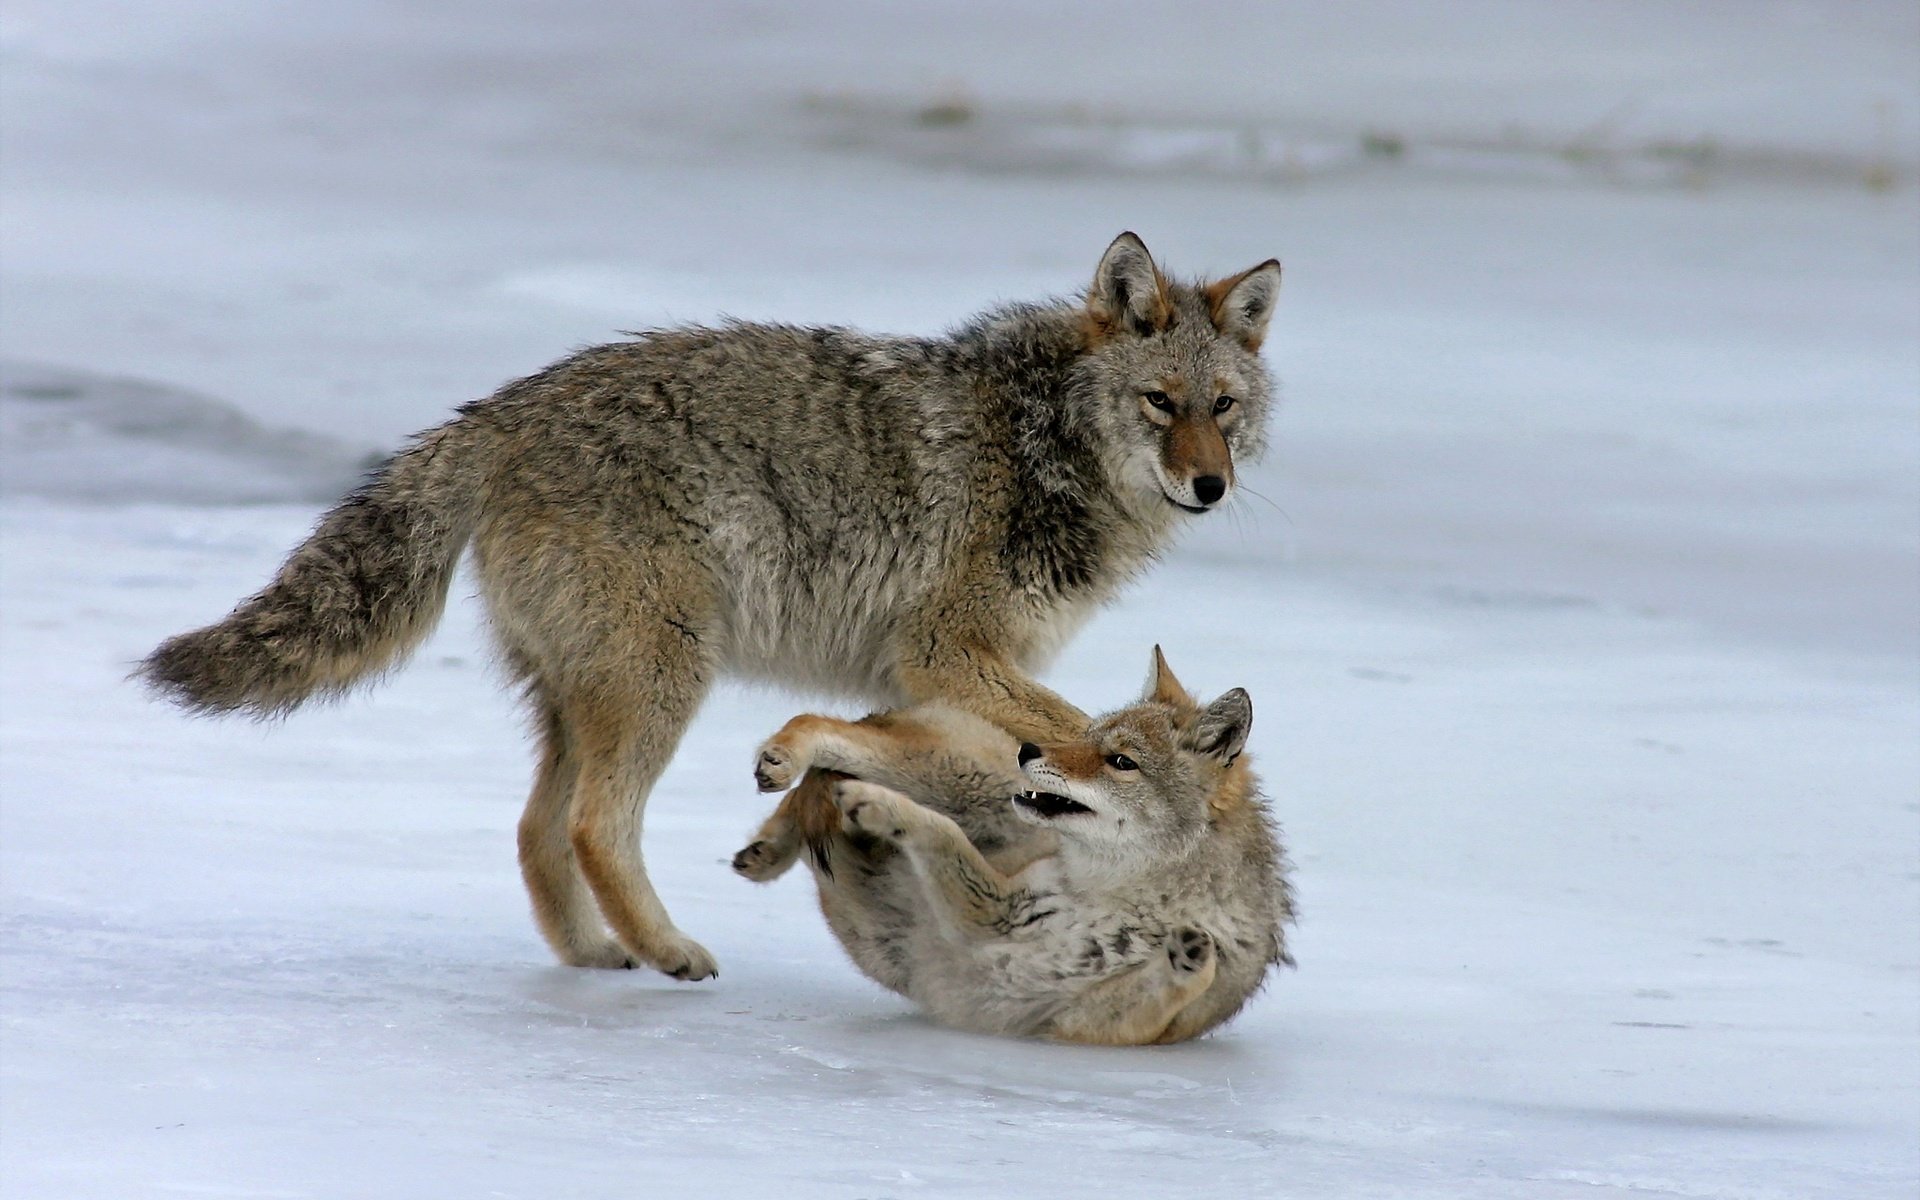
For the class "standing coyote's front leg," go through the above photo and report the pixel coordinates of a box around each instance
[833,780,1041,934]
[891,587,1090,743]
[891,642,1089,745]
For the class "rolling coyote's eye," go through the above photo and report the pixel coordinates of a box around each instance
[1213,395,1237,414]
[1143,391,1176,413]
[1105,753,1140,772]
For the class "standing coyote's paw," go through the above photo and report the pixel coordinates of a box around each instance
[834,780,914,841]
[658,935,720,982]
[1169,927,1215,975]
[565,938,642,971]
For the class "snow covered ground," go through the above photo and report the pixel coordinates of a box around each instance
[3,2,1916,1196]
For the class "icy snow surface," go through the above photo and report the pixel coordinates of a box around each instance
[3,2,1916,1197]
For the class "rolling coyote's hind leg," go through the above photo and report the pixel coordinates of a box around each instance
[1045,929,1219,1046]
[833,779,1031,935]
[736,769,855,882]
[734,797,806,883]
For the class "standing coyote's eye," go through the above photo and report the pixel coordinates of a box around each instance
[1143,391,1176,413]
[1105,753,1140,771]
[1213,395,1236,414]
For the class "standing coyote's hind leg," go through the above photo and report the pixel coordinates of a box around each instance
[516,689,637,968]
[564,656,719,981]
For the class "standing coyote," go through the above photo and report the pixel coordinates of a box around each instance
[734,649,1292,1044]
[139,233,1282,981]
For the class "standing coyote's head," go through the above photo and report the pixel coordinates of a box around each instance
[1078,232,1281,516]
[1014,647,1254,871]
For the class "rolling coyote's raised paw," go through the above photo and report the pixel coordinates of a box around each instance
[732,838,788,883]
[1169,927,1215,975]
[753,741,797,792]
[834,780,911,841]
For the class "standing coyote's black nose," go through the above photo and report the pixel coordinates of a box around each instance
[1193,475,1227,505]
[1018,743,1042,765]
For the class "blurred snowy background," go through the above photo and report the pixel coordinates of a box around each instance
[3,2,1915,1196]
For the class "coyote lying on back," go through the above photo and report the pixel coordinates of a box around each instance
[735,649,1293,1044]
[139,232,1281,981]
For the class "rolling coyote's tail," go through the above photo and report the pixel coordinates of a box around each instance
[139,422,489,717]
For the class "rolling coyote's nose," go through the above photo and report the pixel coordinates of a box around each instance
[1193,475,1227,506]
[1017,743,1042,766]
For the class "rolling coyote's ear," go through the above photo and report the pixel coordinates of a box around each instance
[1143,644,1195,707]
[1187,688,1253,764]
[1203,260,1281,351]
[1088,231,1173,338]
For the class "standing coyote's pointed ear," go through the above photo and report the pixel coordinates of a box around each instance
[1203,260,1282,351]
[1088,231,1173,339]
[1143,644,1195,707]
[1188,688,1253,764]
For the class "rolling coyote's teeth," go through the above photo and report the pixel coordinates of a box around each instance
[1014,789,1094,818]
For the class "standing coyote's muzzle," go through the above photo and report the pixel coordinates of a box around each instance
[140,232,1283,980]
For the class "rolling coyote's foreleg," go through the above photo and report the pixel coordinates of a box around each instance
[752,713,929,794]
[832,780,1039,936]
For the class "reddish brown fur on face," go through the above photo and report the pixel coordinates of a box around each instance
[1163,411,1234,489]
[1082,302,1175,347]
[1036,738,1106,782]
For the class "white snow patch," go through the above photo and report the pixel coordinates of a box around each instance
[3,505,1914,1198]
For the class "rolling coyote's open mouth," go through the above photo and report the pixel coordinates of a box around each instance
[1014,790,1094,818]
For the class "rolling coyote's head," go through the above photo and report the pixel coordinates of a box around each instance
[1015,647,1254,870]
[1079,232,1280,516]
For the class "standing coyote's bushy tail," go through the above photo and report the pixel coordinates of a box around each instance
[139,422,489,718]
